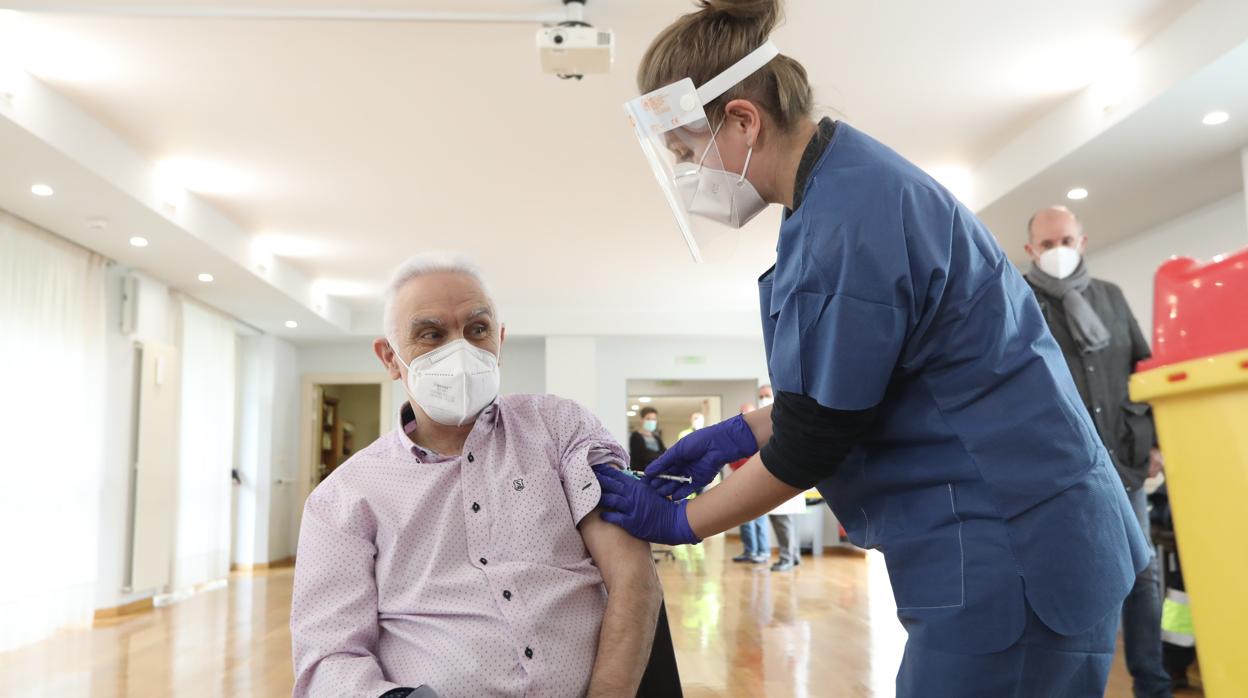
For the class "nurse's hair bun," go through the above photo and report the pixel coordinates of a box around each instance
[698,0,782,29]
[639,0,810,132]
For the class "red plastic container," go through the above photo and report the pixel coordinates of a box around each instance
[1138,247,1248,371]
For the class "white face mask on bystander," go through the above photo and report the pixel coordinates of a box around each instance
[1037,247,1081,280]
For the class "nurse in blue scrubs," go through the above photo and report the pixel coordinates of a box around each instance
[594,1,1152,695]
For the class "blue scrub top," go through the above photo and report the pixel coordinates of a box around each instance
[760,123,1151,653]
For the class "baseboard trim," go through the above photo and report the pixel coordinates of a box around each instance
[231,556,295,573]
[93,596,154,622]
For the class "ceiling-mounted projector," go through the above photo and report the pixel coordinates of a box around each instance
[536,0,613,80]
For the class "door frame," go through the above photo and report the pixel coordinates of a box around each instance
[295,373,393,538]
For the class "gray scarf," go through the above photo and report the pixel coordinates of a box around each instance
[1025,259,1111,353]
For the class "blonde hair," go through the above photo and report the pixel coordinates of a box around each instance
[638,0,812,132]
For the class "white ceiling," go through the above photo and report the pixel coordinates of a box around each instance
[3,0,1244,341]
[981,40,1248,262]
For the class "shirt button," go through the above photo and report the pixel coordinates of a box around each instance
[503,590,512,600]
[480,557,488,565]
[1094,407,1102,414]
[524,647,534,659]
[467,453,475,463]
[1087,365,1096,372]
[472,502,480,513]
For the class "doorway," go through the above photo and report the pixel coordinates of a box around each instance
[624,377,760,449]
[296,374,393,540]
[317,383,383,483]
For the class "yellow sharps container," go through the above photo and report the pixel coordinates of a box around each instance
[1129,251,1248,696]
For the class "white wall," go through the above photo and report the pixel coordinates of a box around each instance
[232,337,264,567]
[268,336,300,561]
[1087,192,1248,342]
[96,268,174,610]
[499,337,546,395]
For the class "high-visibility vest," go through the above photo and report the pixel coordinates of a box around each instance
[1162,589,1195,648]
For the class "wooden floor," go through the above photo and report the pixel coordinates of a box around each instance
[0,536,1202,697]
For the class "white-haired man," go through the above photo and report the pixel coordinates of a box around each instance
[291,254,662,698]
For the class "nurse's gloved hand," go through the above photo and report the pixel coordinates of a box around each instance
[594,465,701,546]
[643,414,758,499]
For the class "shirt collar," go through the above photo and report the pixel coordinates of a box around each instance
[398,399,501,462]
[790,117,837,212]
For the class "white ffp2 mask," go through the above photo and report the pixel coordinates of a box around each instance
[1037,247,1081,280]
[674,161,768,229]
[392,339,500,426]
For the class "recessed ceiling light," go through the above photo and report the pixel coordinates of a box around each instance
[30,183,53,196]
[626,410,637,417]
[284,320,298,329]
[197,273,214,283]
[630,404,640,411]
[1202,111,1229,126]
[638,396,652,403]
[1066,188,1089,201]
[129,236,149,248]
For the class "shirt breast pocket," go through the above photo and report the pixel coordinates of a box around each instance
[501,469,587,565]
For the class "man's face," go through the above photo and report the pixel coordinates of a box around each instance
[1026,210,1087,263]
[375,272,503,384]
[758,386,773,402]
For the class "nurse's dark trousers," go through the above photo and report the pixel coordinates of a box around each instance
[895,598,1120,698]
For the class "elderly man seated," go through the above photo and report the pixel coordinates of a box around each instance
[291,254,661,698]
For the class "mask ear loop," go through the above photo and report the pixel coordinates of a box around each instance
[701,116,755,186]
[695,118,726,171]
[738,144,754,186]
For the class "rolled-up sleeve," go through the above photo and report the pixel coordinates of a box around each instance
[760,390,878,490]
[548,398,628,525]
[291,485,404,698]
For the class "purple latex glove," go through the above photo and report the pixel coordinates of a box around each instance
[643,414,758,499]
[594,465,701,546]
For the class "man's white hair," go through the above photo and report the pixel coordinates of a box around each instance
[382,252,494,343]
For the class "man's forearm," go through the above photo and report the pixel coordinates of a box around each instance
[586,570,662,697]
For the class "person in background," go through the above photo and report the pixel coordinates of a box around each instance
[1150,483,1196,691]
[676,412,705,441]
[629,406,667,472]
[757,384,773,408]
[767,500,803,573]
[728,402,769,564]
[1024,206,1172,698]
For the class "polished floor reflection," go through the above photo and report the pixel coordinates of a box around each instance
[0,536,1200,697]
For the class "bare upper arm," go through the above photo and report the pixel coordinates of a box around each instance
[580,507,658,590]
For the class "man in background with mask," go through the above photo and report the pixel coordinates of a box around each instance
[676,411,705,442]
[1024,206,1172,698]
[291,253,662,698]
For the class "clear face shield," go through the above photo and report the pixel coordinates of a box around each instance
[624,41,779,263]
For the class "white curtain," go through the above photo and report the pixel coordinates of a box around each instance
[171,297,237,590]
[0,211,106,652]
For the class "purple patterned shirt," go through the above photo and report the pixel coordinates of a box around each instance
[291,394,627,698]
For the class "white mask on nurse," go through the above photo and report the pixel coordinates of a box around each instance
[391,338,500,426]
[673,124,768,230]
